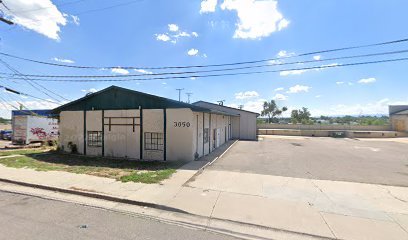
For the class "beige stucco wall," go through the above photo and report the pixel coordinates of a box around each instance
[104,109,140,159]
[239,112,257,140]
[59,108,231,161]
[231,116,240,139]
[166,108,195,161]
[391,115,408,132]
[143,109,164,160]
[86,110,103,156]
[59,111,84,154]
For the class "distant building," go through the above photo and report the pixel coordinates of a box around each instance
[389,105,408,132]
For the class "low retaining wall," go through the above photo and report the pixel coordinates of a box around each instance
[257,129,408,138]
[257,123,392,131]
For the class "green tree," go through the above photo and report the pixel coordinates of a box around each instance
[291,107,311,124]
[261,100,287,123]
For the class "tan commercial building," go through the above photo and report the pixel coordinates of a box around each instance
[53,86,256,161]
[389,105,408,132]
[193,101,259,140]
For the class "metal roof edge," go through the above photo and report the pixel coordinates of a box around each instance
[193,100,260,116]
[53,85,211,113]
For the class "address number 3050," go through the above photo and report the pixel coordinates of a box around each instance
[174,122,191,127]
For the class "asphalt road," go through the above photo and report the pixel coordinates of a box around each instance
[0,191,238,240]
[208,137,408,186]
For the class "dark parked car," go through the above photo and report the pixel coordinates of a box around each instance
[0,130,12,140]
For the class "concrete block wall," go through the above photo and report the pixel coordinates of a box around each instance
[257,123,392,131]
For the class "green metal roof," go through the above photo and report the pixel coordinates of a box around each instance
[53,86,211,113]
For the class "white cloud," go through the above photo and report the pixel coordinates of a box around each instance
[321,63,339,68]
[0,0,71,40]
[287,85,311,94]
[200,0,218,13]
[70,15,80,25]
[272,93,287,101]
[156,33,171,42]
[277,50,295,58]
[187,48,199,56]
[310,98,408,116]
[81,88,98,93]
[313,55,321,60]
[134,69,153,74]
[168,24,179,32]
[280,62,339,76]
[52,57,74,64]
[348,82,354,86]
[358,77,376,84]
[336,81,344,85]
[277,18,290,31]
[0,99,64,118]
[230,98,266,113]
[235,91,259,99]
[175,31,190,38]
[155,25,198,43]
[274,87,284,91]
[220,0,289,39]
[243,98,267,113]
[280,69,310,76]
[269,59,283,65]
[315,95,322,98]
[111,68,129,75]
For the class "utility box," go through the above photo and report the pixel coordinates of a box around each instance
[12,110,59,145]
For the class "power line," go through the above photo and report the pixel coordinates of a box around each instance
[2,56,408,83]
[0,37,407,70]
[5,0,86,14]
[0,85,61,105]
[0,59,68,102]
[73,0,144,16]
[2,48,408,79]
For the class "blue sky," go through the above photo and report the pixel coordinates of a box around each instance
[0,0,407,118]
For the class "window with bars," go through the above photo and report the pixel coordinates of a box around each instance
[144,132,164,151]
[87,131,102,147]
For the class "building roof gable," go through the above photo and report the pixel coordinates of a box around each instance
[53,86,210,113]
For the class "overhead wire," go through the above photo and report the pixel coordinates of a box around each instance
[2,48,408,79]
[0,37,407,70]
[1,57,407,82]
[0,58,68,102]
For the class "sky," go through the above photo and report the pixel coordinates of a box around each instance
[0,0,407,118]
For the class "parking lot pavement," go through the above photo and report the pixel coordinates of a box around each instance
[207,136,408,186]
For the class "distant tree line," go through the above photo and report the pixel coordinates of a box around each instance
[259,100,388,126]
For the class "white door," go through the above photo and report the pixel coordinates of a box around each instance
[216,129,220,148]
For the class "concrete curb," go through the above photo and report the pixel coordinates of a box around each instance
[0,177,187,214]
[0,185,336,240]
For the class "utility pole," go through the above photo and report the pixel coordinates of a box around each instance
[238,105,244,110]
[186,92,192,103]
[217,100,225,106]
[176,88,184,102]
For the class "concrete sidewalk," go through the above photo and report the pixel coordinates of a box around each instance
[0,162,408,239]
